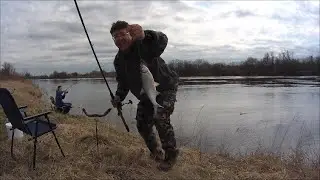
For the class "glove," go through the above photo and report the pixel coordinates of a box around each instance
[111,95,121,108]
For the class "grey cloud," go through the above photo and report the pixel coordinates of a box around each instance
[42,21,84,35]
[174,16,185,22]
[235,10,256,18]
[170,42,205,50]
[143,23,168,31]
[219,12,231,18]
[65,51,95,58]
[34,55,57,61]
[173,15,205,24]
[50,38,117,55]
[220,9,257,18]
[191,17,206,23]
[271,2,319,25]
[150,14,165,19]
[164,43,240,61]
[65,49,117,59]
[51,42,94,52]
[213,45,237,52]
[169,43,237,53]
[225,27,238,34]
[26,31,67,41]
[295,1,320,16]
[168,1,197,12]
[54,44,116,54]
[75,2,115,14]
[52,44,81,52]
[259,28,269,35]
[73,1,153,23]
[250,39,290,46]
[271,13,298,23]
[1,1,319,75]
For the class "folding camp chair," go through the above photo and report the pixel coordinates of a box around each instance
[4,105,28,124]
[0,88,65,170]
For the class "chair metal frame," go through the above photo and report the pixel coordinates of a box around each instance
[0,88,65,170]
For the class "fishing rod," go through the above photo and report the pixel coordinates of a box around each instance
[73,0,129,132]
[62,84,74,93]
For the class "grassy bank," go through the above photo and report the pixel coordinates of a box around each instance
[0,79,319,180]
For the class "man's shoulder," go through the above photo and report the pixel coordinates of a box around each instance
[143,29,154,34]
[142,29,167,46]
[143,29,159,39]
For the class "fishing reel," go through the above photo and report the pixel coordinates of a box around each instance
[121,100,133,106]
[116,100,133,113]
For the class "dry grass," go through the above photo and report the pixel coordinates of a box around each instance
[0,79,319,180]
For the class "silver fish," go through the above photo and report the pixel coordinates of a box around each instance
[140,63,163,118]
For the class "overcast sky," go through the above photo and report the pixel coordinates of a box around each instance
[1,1,319,75]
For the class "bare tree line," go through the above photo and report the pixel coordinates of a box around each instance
[1,50,319,79]
[168,50,320,76]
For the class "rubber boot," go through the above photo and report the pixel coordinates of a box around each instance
[157,148,179,171]
[150,148,164,162]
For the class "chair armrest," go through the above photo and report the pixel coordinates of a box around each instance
[18,105,28,109]
[23,111,52,121]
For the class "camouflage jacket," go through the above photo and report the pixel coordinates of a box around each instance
[113,30,179,101]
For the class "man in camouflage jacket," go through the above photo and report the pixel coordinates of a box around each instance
[110,20,179,171]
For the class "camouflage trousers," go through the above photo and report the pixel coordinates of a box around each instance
[135,89,177,154]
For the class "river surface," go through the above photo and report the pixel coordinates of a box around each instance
[32,76,320,162]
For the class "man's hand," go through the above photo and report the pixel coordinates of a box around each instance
[128,24,145,41]
[111,95,121,108]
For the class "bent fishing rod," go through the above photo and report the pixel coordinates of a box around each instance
[63,84,75,92]
[73,0,130,132]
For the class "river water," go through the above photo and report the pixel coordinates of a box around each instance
[32,76,320,162]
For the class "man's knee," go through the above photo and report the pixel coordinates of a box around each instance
[136,102,154,132]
